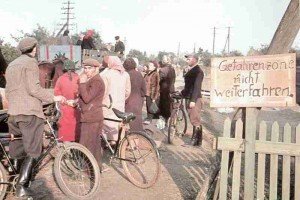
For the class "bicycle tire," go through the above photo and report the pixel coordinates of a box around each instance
[0,163,7,200]
[119,131,161,189]
[168,107,187,144]
[54,142,100,200]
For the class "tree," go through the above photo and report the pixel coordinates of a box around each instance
[196,48,212,67]
[10,24,58,45]
[0,43,20,64]
[128,49,149,64]
[247,44,269,56]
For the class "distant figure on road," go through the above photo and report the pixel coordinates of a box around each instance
[181,54,204,146]
[114,36,125,58]
[59,30,72,45]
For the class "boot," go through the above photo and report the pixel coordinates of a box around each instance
[15,157,36,198]
[12,158,25,173]
[191,126,202,146]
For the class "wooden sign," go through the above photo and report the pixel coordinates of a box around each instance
[210,53,296,107]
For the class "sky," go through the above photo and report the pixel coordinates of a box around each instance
[1,0,299,55]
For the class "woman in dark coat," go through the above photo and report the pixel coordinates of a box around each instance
[124,58,146,132]
[159,59,176,124]
[78,58,105,169]
[144,61,160,123]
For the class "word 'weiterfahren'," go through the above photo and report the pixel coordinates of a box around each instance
[214,59,295,98]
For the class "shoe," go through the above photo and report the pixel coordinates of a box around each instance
[100,163,110,173]
[15,157,36,198]
[143,120,151,125]
[191,126,202,146]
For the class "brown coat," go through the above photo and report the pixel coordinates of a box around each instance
[144,70,160,100]
[5,54,54,119]
[78,75,105,122]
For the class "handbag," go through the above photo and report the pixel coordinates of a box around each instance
[149,101,159,114]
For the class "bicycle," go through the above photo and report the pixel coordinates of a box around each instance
[167,91,188,144]
[0,103,100,200]
[101,106,161,189]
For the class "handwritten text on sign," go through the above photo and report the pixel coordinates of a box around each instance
[210,54,296,107]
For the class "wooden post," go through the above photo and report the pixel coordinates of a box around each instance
[244,108,257,199]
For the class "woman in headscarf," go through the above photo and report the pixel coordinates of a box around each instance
[54,60,80,142]
[78,58,105,168]
[101,56,131,142]
[159,55,176,127]
[123,58,146,131]
[81,30,96,50]
[144,61,160,124]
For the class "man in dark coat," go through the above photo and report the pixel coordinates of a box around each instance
[78,58,105,170]
[181,54,204,146]
[114,36,125,58]
[159,56,176,126]
[123,58,146,131]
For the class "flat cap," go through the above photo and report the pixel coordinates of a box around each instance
[18,37,38,53]
[184,53,199,61]
[83,58,101,67]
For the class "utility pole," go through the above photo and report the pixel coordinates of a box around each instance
[177,42,180,64]
[56,1,75,37]
[227,26,231,54]
[193,43,196,53]
[222,26,232,55]
[212,27,216,55]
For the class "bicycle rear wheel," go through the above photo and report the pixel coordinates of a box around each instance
[168,107,187,144]
[0,163,7,200]
[54,143,100,200]
[119,132,160,189]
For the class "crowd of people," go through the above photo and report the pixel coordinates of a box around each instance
[0,35,204,198]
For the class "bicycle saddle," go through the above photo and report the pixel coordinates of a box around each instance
[170,92,182,99]
[112,108,136,123]
[0,113,8,123]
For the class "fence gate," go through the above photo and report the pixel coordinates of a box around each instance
[214,118,300,200]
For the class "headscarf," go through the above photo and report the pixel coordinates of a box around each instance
[107,56,125,73]
[84,30,94,39]
[123,58,136,71]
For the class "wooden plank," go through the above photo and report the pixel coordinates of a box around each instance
[269,122,279,200]
[267,0,300,54]
[295,125,300,200]
[217,138,300,156]
[282,123,291,200]
[257,121,267,200]
[244,108,257,200]
[219,118,231,200]
[231,119,243,200]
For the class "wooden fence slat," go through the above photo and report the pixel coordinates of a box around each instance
[219,118,231,200]
[231,119,243,200]
[282,123,291,200]
[244,108,258,200]
[295,125,300,200]
[270,122,279,200]
[257,121,267,200]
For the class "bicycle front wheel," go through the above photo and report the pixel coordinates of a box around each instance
[168,107,187,144]
[119,132,161,189]
[54,142,100,200]
[0,163,7,200]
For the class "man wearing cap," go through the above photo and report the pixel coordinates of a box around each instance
[114,36,125,58]
[78,58,105,170]
[5,37,65,198]
[181,54,204,146]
